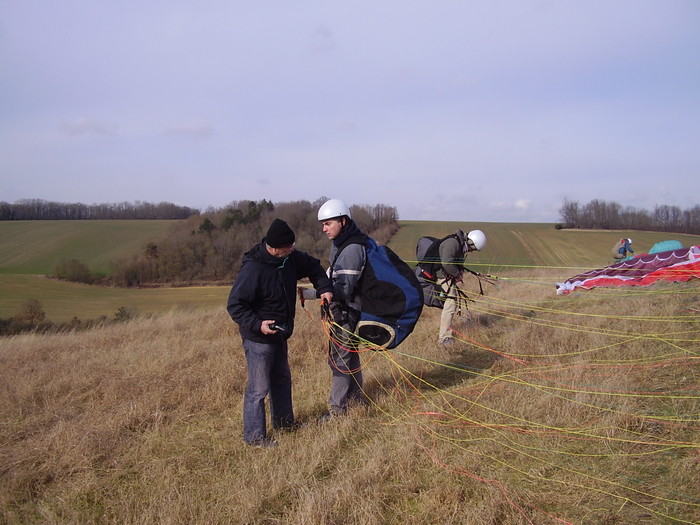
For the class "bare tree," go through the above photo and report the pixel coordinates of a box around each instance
[16,299,46,324]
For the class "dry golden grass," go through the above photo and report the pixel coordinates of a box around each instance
[1,271,699,524]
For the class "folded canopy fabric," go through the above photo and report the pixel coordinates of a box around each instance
[556,246,700,295]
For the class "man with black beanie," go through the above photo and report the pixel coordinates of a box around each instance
[227,218,333,447]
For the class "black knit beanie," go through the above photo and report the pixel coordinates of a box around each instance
[265,218,296,248]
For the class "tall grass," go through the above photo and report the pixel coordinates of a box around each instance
[1,270,698,524]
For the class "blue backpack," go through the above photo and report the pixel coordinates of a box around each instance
[335,236,424,349]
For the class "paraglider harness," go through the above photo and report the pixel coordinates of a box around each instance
[415,234,495,309]
[321,234,423,350]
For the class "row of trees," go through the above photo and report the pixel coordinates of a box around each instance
[104,198,399,287]
[558,199,700,234]
[0,199,199,220]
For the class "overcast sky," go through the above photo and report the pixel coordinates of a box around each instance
[1,1,698,222]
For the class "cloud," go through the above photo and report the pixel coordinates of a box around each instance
[2,1,698,222]
[514,198,531,211]
[164,120,214,138]
[61,117,118,136]
[310,24,336,53]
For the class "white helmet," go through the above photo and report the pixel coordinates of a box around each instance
[318,199,351,221]
[467,229,486,251]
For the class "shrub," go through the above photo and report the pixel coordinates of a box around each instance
[114,306,137,322]
[16,298,46,324]
[55,259,94,284]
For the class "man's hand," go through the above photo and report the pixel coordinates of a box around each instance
[320,298,331,321]
[260,320,278,335]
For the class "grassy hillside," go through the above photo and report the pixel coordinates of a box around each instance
[391,220,700,272]
[1,219,699,523]
[1,220,699,323]
[0,220,177,275]
[2,269,698,523]
[4,219,699,276]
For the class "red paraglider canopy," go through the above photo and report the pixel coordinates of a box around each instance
[556,246,700,295]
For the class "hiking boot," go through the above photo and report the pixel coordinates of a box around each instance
[317,409,346,423]
[317,412,334,423]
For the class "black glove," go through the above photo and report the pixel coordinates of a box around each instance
[320,298,331,321]
[328,301,348,325]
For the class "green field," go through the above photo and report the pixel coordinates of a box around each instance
[2,219,699,322]
[392,220,700,271]
[0,274,229,322]
[0,220,177,274]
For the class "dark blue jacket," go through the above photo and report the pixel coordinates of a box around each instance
[227,240,333,343]
[619,239,634,255]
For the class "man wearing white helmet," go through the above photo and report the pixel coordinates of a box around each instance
[612,237,634,260]
[317,198,368,418]
[433,228,486,345]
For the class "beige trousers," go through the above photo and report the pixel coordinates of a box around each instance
[438,278,458,342]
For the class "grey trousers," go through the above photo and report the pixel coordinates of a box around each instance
[328,314,363,413]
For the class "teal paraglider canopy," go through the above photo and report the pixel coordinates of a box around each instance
[649,240,683,254]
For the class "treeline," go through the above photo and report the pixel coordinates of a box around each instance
[100,198,398,287]
[558,199,700,234]
[0,199,199,220]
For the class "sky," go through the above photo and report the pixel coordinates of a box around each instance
[1,1,699,223]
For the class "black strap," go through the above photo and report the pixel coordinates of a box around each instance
[418,233,460,276]
[459,266,497,295]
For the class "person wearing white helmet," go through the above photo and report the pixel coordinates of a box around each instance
[434,228,486,345]
[612,237,634,260]
[317,198,368,418]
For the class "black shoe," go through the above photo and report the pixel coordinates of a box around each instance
[318,409,346,423]
[275,421,298,432]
